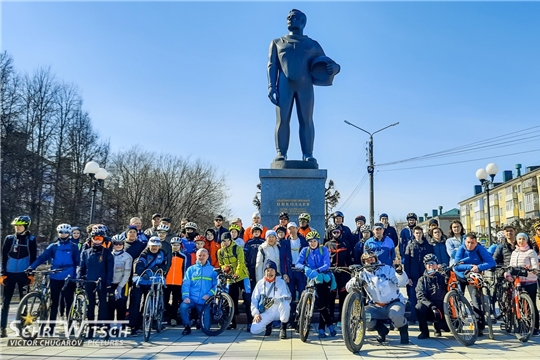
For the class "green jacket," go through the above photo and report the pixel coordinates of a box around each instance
[217,244,249,283]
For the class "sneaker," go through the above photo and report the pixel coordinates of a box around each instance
[280,328,287,339]
[264,324,272,336]
[417,332,429,339]
[328,325,337,337]
[1,328,7,338]
[170,318,177,326]
[318,329,327,338]
[182,325,191,336]
[130,329,138,337]
[336,322,342,328]
[434,330,442,337]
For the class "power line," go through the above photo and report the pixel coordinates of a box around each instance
[341,172,368,210]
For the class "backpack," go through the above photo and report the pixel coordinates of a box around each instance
[303,246,324,265]
[220,244,238,258]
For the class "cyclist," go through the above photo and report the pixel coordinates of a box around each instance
[353,224,371,264]
[446,220,466,266]
[297,213,312,238]
[273,212,290,233]
[1,216,36,338]
[364,222,396,266]
[191,235,208,266]
[28,223,79,331]
[78,229,114,337]
[256,230,281,282]
[251,260,291,339]
[180,248,218,335]
[493,225,518,266]
[228,224,245,248]
[358,251,410,344]
[454,232,496,337]
[430,227,450,268]
[295,230,336,338]
[351,215,366,247]
[204,229,221,268]
[399,213,418,261]
[415,254,447,339]
[279,221,308,329]
[124,225,146,261]
[245,223,265,290]
[129,236,169,336]
[165,237,187,326]
[324,226,351,325]
[380,213,399,248]
[325,211,353,253]
[109,235,133,329]
[183,222,199,266]
[218,232,252,331]
[275,226,287,243]
[508,233,539,335]
[156,223,173,266]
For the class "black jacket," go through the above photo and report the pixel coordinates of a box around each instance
[416,271,447,307]
[78,245,114,287]
[404,239,434,281]
[493,240,515,266]
[124,239,146,262]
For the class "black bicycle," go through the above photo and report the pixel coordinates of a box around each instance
[63,276,101,340]
[200,268,235,336]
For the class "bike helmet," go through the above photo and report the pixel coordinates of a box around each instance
[228,224,241,232]
[298,213,311,222]
[184,222,197,230]
[156,224,170,232]
[360,224,371,232]
[532,221,540,230]
[111,234,125,244]
[279,212,289,220]
[92,224,108,235]
[12,215,31,228]
[170,236,183,244]
[148,236,162,246]
[332,211,344,219]
[496,231,506,243]
[194,235,207,242]
[252,223,263,232]
[466,272,484,288]
[91,229,106,238]
[423,253,438,264]
[406,213,418,220]
[379,213,389,219]
[306,230,320,241]
[355,215,366,223]
[361,252,378,265]
[56,223,72,234]
[71,226,81,232]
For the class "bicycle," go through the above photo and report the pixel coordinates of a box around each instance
[63,276,101,340]
[464,270,494,340]
[494,266,536,342]
[15,269,62,340]
[441,264,478,346]
[200,268,235,336]
[340,263,383,354]
[136,268,166,342]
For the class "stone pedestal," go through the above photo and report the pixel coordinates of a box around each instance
[259,168,327,235]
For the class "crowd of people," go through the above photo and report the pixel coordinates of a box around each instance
[2,211,540,345]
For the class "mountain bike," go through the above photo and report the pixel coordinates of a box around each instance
[136,269,166,342]
[340,263,383,354]
[466,271,494,340]
[63,276,101,340]
[442,264,478,346]
[15,269,61,340]
[200,268,235,336]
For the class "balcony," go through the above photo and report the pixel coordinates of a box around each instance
[523,179,538,193]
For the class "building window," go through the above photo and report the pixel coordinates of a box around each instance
[505,186,513,196]
[506,200,514,211]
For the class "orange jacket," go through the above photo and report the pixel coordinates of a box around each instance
[298,227,311,238]
[166,252,187,286]
[534,235,540,255]
[243,225,268,242]
[205,240,221,268]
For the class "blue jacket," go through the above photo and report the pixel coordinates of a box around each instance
[279,235,308,276]
[182,260,218,305]
[404,239,434,281]
[399,226,415,260]
[2,232,37,274]
[78,246,114,287]
[31,239,79,281]
[454,244,496,279]
[295,245,331,272]
[133,248,169,285]
[182,239,196,266]
[244,238,264,269]
[364,236,396,266]
[432,241,450,268]
[384,226,399,248]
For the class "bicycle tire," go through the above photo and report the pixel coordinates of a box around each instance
[341,291,365,354]
[444,290,478,346]
[200,293,234,336]
[155,295,164,333]
[515,292,535,342]
[15,292,44,340]
[143,292,154,342]
[298,291,314,343]
[68,294,87,340]
[482,287,494,340]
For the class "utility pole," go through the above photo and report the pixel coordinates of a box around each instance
[344,120,399,227]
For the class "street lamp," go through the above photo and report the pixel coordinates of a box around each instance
[84,161,109,224]
[344,120,399,226]
[475,163,499,246]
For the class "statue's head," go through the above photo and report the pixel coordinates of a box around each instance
[287,9,307,31]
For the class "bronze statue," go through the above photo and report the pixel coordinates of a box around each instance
[268,9,340,164]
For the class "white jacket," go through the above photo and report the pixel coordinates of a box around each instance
[509,247,539,284]
[112,250,133,289]
[360,263,409,304]
[255,242,281,282]
[250,276,291,316]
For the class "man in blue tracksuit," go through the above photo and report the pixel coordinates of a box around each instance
[29,223,79,330]
[364,223,396,266]
[180,248,218,335]
[78,229,114,337]
[454,233,496,336]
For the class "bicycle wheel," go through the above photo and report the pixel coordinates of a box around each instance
[67,294,87,340]
[155,295,164,333]
[142,293,154,342]
[515,292,535,342]
[341,291,365,354]
[15,292,45,340]
[298,291,314,343]
[482,287,494,340]
[200,293,234,336]
[444,290,478,346]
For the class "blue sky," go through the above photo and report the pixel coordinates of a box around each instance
[3,1,540,228]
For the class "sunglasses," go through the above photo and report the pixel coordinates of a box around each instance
[426,261,437,266]
[215,219,223,222]
[332,230,341,234]
[93,236,104,241]
[112,242,124,246]
[58,230,70,235]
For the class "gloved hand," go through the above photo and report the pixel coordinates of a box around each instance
[394,264,403,275]
[0,275,7,286]
[223,265,231,273]
[306,269,319,280]
[431,305,442,321]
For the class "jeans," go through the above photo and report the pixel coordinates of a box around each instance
[179,301,204,326]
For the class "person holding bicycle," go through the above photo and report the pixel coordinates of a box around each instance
[180,248,218,335]
[28,223,79,332]
[508,232,539,335]
[295,230,336,338]
[108,235,133,330]
[165,237,187,326]
[415,254,448,339]
[360,251,410,344]
[251,259,291,339]
[1,216,37,338]
[454,232,496,337]
[129,236,169,336]
[218,232,252,331]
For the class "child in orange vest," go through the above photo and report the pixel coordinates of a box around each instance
[165,237,187,326]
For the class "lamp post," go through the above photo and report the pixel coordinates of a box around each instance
[84,161,109,224]
[475,163,499,246]
[344,120,399,226]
